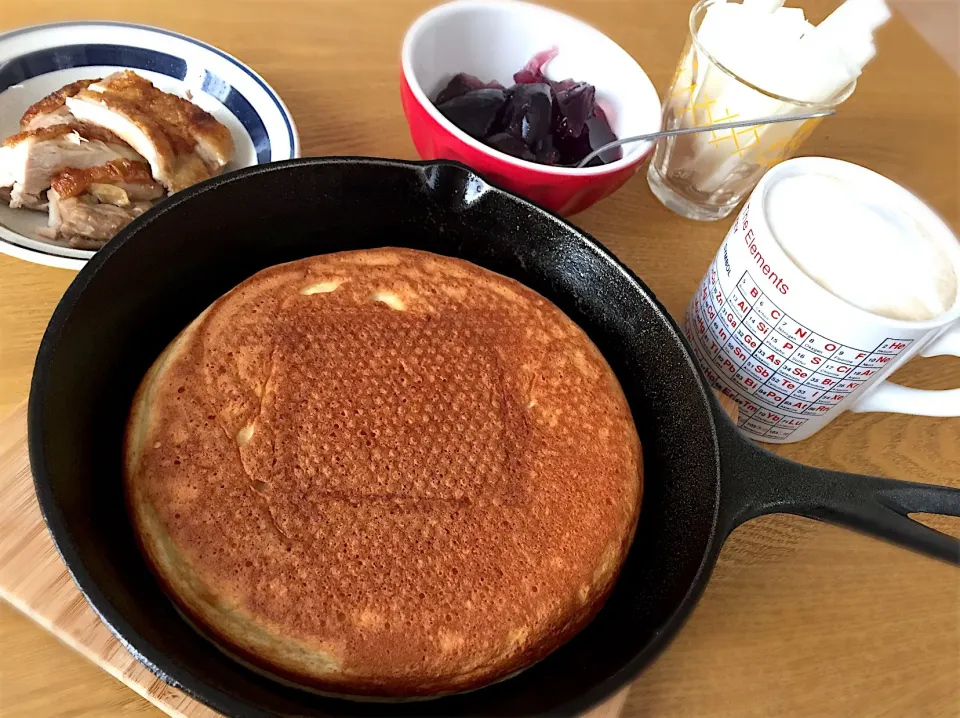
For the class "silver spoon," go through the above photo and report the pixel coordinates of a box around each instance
[574,108,836,168]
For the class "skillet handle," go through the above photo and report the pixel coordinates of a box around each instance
[714,411,960,566]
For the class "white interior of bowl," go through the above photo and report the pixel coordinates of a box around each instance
[402,0,662,176]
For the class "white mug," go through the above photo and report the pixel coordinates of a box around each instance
[683,157,960,443]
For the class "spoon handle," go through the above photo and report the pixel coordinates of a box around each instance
[575,108,837,168]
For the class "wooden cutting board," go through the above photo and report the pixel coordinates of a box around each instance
[7,396,706,718]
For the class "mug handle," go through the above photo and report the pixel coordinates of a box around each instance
[850,323,960,416]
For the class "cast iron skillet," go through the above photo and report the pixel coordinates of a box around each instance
[29,158,960,717]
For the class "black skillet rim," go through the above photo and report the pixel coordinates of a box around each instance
[28,156,726,717]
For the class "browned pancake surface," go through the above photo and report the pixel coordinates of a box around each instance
[125,248,642,696]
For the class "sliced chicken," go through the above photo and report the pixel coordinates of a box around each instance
[20,79,99,130]
[0,125,142,209]
[46,188,151,249]
[1,185,47,211]
[51,159,164,203]
[22,105,75,131]
[5,71,235,249]
[89,72,234,170]
[44,159,162,247]
[65,71,234,192]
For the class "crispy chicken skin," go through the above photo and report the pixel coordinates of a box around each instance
[19,78,99,130]
[89,71,234,170]
[0,125,142,208]
[66,71,234,191]
[44,159,163,245]
[51,159,164,201]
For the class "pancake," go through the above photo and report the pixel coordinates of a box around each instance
[124,248,642,698]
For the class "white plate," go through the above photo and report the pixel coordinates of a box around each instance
[0,22,300,269]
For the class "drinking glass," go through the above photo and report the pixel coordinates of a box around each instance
[647,0,855,221]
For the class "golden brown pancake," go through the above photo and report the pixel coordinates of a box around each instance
[124,248,642,698]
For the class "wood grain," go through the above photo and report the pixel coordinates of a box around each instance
[0,0,958,716]
[0,408,211,718]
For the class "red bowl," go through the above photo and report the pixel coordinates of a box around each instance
[400,0,662,216]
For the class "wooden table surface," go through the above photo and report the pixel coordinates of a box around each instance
[1,1,958,716]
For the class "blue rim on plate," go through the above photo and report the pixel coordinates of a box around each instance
[0,21,300,269]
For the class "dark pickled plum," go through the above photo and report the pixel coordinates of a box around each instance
[435,73,505,105]
[533,135,560,165]
[431,49,620,168]
[553,128,590,167]
[548,77,578,94]
[436,88,507,139]
[498,83,552,146]
[486,132,535,161]
[587,108,623,165]
[552,81,595,140]
[555,112,623,167]
[513,47,558,84]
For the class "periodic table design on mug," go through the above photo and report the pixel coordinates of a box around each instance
[684,217,913,442]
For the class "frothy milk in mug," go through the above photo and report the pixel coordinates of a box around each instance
[765,173,957,322]
[685,157,960,443]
